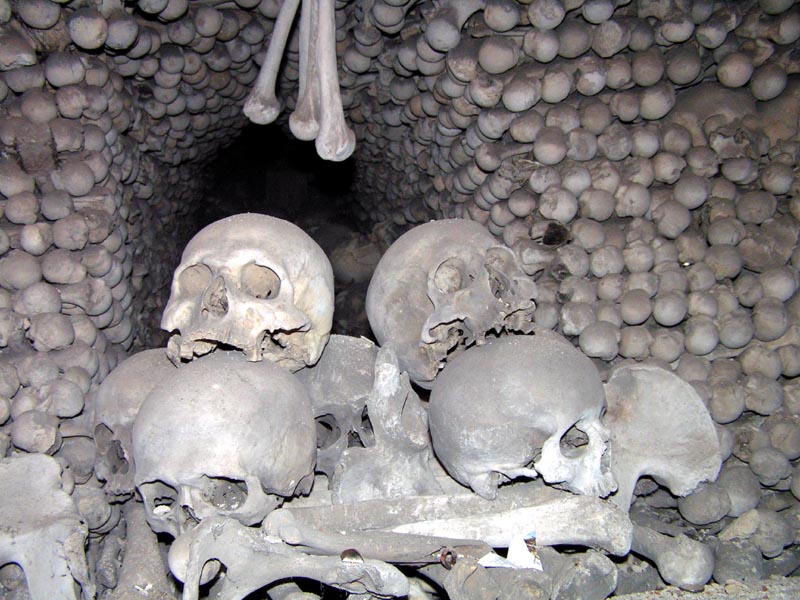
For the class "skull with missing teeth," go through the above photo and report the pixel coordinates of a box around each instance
[132,351,317,539]
[366,219,537,388]
[161,213,334,371]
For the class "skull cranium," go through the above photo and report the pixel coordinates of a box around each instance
[428,331,617,500]
[132,351,317,538]
[366,219,536,388]
[161,213,334,371]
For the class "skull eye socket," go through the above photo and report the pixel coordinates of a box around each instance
[178,264,213,296]
[241,263,281,300]
[140,481,179,517]
[315,415,343,451]
[201,476,248,512]
[434,258,467,294]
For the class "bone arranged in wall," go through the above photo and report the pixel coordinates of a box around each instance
[1,0,800,598]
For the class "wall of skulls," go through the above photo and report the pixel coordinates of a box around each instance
[0,0,799,593]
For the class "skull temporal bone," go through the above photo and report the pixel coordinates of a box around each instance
[429,331,617,500]
[365,219,537,388]
[161,213,334,371]
[132,351,317,538]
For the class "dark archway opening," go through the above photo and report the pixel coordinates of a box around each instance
[196,122,364,233]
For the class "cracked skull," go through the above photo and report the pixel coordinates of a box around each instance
[161,213,334,371]
[366,219,537,388]
[132,351,317,538]
[429,331,617,500]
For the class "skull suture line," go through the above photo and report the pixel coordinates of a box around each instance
[161,213,334,371]
[429,331,617,501]
[365,219,537,388]
[132,351,317,539]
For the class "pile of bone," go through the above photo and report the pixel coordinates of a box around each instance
[320,0,800,589]
[2,212,796,600]
[335,0,799,229]
[0,0,250,590]
[0,0,281,530]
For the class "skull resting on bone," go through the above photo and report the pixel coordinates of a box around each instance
[161,213,334,371]
[366,219,537,388]
[132,350,317,539]
[429,331,617,500]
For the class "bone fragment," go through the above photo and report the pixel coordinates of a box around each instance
[265,508,490,565]
[106,501,177,600]
[630,524,713,591]
[603,363,722,510]
[314,0,355,161]
[242,0,300,124]
[177,517,409,600]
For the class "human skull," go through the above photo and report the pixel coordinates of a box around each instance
[429,331,617,500]
[161,213,334,371]
[294,334,378,480]
[366,219,537,388]
[91,348,178,498]
[132,351,317,538]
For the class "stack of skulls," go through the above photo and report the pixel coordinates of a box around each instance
[0,0,799,595]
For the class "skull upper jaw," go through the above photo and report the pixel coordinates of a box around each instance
[162,289,317,369]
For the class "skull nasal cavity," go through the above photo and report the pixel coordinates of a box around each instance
[203,277,229,316]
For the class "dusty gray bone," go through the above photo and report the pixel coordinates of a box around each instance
[173,516,410,600]
[91,347,177,497]
[330,343,441,503]
[295,334,378,480]
[267,481,631,557]
[161,213,334,370]
[384,492,632,556]
[264,507,491,565]
[104,501,177,600]
[630,524,714,591]
[0,453,94,600]
[132,350,317,539]
[603,363,722,510]
[243,0,355,161]
[242,0,299,123]
[429,331,616,500]
[366,219,536,388]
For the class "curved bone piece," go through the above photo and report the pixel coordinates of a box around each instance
[429,331,616,500]
[175,516,409,600]
[366,219,536,388]
[603,363,722,511]
[0,453,94,600]
[161,213,334,371]
[330,344,442,503]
